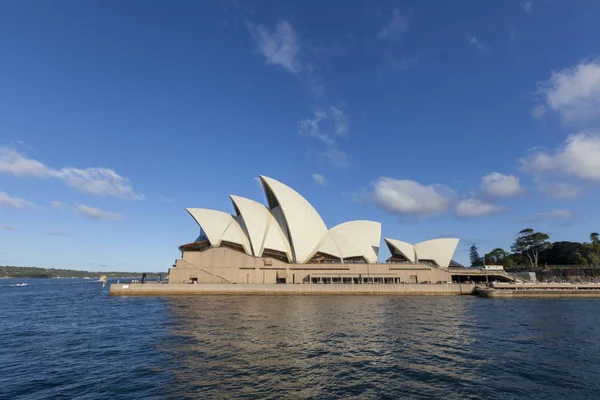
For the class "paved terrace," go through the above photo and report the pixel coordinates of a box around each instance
[110,283,477,296]
[446,268,523,282]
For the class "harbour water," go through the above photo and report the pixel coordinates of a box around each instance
[1,278,600,399]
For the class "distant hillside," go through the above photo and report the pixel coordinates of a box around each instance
[0,266,166,279]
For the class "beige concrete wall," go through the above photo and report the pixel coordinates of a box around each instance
[111,283,476,296]
[171,247,453,284]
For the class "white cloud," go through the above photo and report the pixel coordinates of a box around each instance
[76,204,121,221]
[370,178,453,216]
[0,192,37,209]
[0,147,144,200]
[246,20,301,76]
[521,133,600,181]
[312,174,327,186]
[480,172,525,198]
[456,198,503,218]
[1,224,16,231]
[51,201,64,208]
[522,0,534,13]
[378,9,410,39]
[467,35,490,54]
[536,60,600,125]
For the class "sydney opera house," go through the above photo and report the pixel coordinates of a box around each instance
[169,176,461,285]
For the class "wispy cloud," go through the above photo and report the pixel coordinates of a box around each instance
[76,204,121,221]
[378,8,411,39]
[536,181,580,199]
[247,20,351,165]
[51,201,64,208]
[246,20,302,76]
[1,224,16,231]
[522,0,534,13]
[159,195,173,204]
[0,192,37,209]
[456,198,503,218]
[519,209,573,223]
[0,147,144,200]
[467,35,490,54]
[299,106,350,167]
[45,231,71,237]
[312,174,327,186]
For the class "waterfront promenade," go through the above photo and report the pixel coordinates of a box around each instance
[110,283,476,296]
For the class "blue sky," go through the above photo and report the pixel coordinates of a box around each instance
[2,0,600,271]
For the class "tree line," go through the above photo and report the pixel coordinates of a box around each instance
[0,266,166,279]
[469,229,600,270]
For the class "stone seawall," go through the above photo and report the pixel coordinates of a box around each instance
[477,288,600,298]
[110,283,476,296]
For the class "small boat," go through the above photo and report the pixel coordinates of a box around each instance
[14,283,28,287]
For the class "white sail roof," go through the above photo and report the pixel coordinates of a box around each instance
[260,175,328,263]
[229,195,270,256]
[261,216,293,260]
[414,238,459,268]
[330,221,381,263]
[186,208,251,254]
[316,232,343,258]
[220,216,252,254]
[229,195,292,260]
[384,238,416,263]
[186,208,233,247]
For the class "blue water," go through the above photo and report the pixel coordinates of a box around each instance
[1,279,600,399]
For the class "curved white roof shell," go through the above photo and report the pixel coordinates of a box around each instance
[330,221,381,263]
[261,215,293,260]
[229,195,270,256]
[316,232,343,258]
[384,238,416,263]
[186,208,251,254]
[260,175,328,263]
[414,238,459,268]
[229,195,293,260]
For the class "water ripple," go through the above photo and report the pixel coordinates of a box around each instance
[1,280,600,399]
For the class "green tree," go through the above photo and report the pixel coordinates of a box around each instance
[484,248,509,265]
[587,252,600,266]
[590,232,600,246]
[511,228,552,270]
[470,244,481,267]
[568,252,588,265]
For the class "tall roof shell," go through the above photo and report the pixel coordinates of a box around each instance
[261,215,293,260]
[186,208,233,247]
[330,221,381,263]
[414,238,459,268]
[220,216,252,254]
[229,195,270,256]
[316,232,343,258]
[259,175,328,263]
[384,238,416,263]
[229,195,292,260]
[186,208,251,254]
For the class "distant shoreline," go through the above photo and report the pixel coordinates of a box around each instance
[1,266,166,279]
